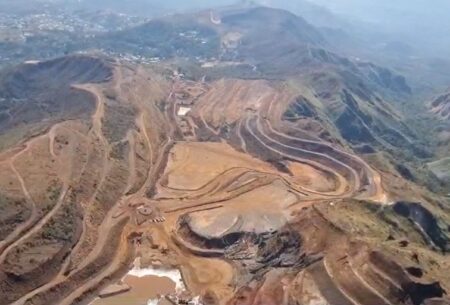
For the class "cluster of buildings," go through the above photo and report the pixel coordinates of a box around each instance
[0,9,147,66]
[0,10,143,44]
[179,30,210,45]
[99,51,162,65]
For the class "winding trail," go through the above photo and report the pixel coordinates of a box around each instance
[0,121,92,279]
[261,118,384,199]
[125,130,137,194]
[75,84,111,207]
[236,119,247,152]
[0,65,395,305]
[10,244,75,305]
[265,119,385,201]
[323,258,360,305]
[48,125,57,159]
[14,68,179,305]
[0,130,57,254]
[243,115,352,197]
[347,256,395,305]
[0,184,69,264]
[6,69,133,304]
[136,112,156,196]
[0,163,37,255]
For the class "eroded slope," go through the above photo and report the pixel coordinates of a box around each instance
[0,52,448,305]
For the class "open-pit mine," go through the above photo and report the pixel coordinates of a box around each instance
[0,54,448,305]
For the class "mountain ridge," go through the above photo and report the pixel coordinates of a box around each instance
[0,4,449,305]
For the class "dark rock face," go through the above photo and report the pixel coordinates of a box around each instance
[405,282,447,305]
[336,107,375,144]
[222,205,449,305]
[431,91,450,120]
[406,266,424,278]
[395,164,416,182]
[393,202,449,252]
[283,96,318,121]
[255,230,302,267]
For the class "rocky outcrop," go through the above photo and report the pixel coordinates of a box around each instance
[224,205,448,305]
[431,90,450,120]
[393,202,449,252]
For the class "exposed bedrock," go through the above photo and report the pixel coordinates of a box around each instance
[211,205,449,305]
[258,117,373,189]
[243,117,345,178]
[177,214,249,251]
[393,202,449,252]
[175,213,308,270]
[236,115,368,195]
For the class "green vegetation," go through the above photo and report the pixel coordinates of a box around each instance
[40,198,81,242]
[0,56,109,151]
[0,193,29,240]
[283,96,318,121]
[428,158,450,183]
[110,141,129,160]
[318,200,428,245]
[102,103,137,143]
[40,182,63,215]
[99,19,221,60]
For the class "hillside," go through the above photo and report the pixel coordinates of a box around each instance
[431,89,450,120]
[0,52,447,305]
[0,5,449,305]
[0,56,112,151]
[427,88,450,184]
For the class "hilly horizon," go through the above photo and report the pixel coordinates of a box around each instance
[0,2,449,305]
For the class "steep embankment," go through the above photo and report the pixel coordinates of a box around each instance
[0,55,173,305]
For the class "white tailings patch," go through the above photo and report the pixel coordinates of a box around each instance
[177,107,191,116]
[128,258,185,292]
